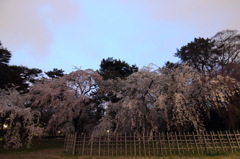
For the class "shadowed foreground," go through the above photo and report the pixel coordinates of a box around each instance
[1,139,240,159]
[1,148,240,159]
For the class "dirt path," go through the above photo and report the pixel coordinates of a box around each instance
[1,148,240,159]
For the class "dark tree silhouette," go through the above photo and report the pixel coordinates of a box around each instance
[0,41,11,65]
[175,37,220,73]
[45,68,65,79]
[175,30,240,74]
[97,57,138,80]
[0,42,42,92]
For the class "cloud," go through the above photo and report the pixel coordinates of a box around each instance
[0,0,79,59]
[120,0,240,36]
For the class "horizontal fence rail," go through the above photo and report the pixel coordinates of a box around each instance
[64,130,240,156]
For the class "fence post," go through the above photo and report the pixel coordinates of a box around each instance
[108,131,110,156]
[64,134,67,150]
[234,130,240,149]
[202,131,208,153]
[192,132,199,155]
[82,133,86,155]
[217,131,225,152]
[120,134,122,155]
[143,133,146,156]
[166,132,171,155]
[124,133,127,156]
[155,133,158,155]
[98,135,101,156]
[183,132,189,153]
[116,134,118,156]
[210,131,216,152]
[72,132,77,155]
[90,135,93,156]
[153,132,155,156]
[129,133,132,156]
[112,134,114,156]
[226,130,233,152]
[134,133,136,156]
[147,132,150,156]
[159,133,162,155]
[138,137,141,156]
[175,132,180,155]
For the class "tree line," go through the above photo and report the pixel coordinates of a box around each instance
[0,29,240,148]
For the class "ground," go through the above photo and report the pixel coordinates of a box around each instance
[1,139,240,159]
[1,148,240,159]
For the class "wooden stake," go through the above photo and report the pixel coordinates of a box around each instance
[72,132,77,155]
[98,136,101,156]
[234,130,240,149]
[125,133,127,156]
[90,135,93,156]
[192,132,199,155]
[143,133,146,156]
[82,133,86,155]
[226,130,233,152]
[183,132,189,153]
[167,132,171,155]
[175,132,180,155]
[202,131,208,152]
[210,131,216,152]
[217,131,225,152]
[134,133,136,156]
[108,132,109,156]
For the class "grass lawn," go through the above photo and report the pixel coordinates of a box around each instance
[1,139,240,159]
[0,138,64,155]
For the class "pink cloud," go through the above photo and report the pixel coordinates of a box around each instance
[120,0,240,36]
[0,0,79,59]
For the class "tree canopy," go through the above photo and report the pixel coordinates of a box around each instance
[0,42,11,66]
[92,64,239,136]
[26,68,106,134]
[97,57,138,80]
[0,42,43,92]
[0,87,41,148]
[0,65,42,93]
[174,37,220,73]
[175,30,240,74]
[45,68,65,79]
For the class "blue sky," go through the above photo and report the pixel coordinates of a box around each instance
[0,0,240,74]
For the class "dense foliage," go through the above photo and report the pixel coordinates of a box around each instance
[0,87,41,148]
[45,68,65,79]
[175,29,240,74]
[97,57,138,80]
[0,42,11,65]
[26,68,107,134]
[92,63,240,136]
[0,42,43,93]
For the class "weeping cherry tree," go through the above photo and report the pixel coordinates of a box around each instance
[0,87,40,148]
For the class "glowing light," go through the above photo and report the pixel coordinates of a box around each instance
[3,124,8,128]
[106,130,109,133]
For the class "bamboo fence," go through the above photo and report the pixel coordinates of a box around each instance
[64,130,240,156]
